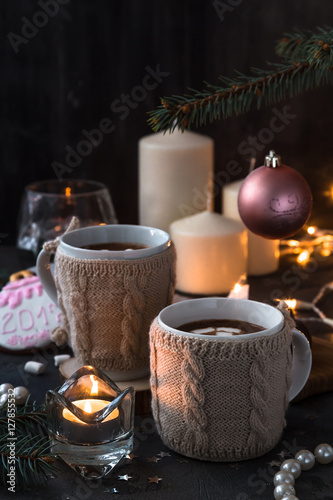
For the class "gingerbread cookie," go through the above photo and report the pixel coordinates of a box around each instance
[0,275,62,351]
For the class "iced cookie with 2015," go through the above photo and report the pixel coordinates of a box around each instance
[0,276,62,351]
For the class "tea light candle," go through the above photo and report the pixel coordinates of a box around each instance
[139,128,213,231]
[169,210,247,295]
[223,179,280,276]
[63,399,119,423]
[62,399,120,444]
[46,365,135,478]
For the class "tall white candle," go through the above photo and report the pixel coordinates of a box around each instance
[223,180,280,276]
[139,129,213,231]
[169,211,247,295]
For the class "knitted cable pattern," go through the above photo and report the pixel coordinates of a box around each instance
[51,243,176,371]
[149,309,294,462]
[181,342,209,456]
[120,273,147,362]
[247,355,271,449]
[69,272,91,362]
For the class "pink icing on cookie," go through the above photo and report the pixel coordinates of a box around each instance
[0,276,44,309]
[6,329,51,347]
[0,275,61,350]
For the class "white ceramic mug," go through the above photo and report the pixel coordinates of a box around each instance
[37,224,172,305]
[158,297,311,401]
[150,297,312,461]
[37,224,176,381]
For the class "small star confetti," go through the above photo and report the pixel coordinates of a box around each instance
[125,453,137,460]
[277,450,290,459]
[158,451,171,458]
[148,476,162,484]
[104,488,119,493]
[176,458,188,463]
[147,456,161,463]
[118,474,132,481]
[268,460,281,467]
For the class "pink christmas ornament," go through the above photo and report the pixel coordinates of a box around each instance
[238,151,312,239]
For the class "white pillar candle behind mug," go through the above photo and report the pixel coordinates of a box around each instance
[169,210,247,295]
[139,129,213,232]
[223,179,280,276]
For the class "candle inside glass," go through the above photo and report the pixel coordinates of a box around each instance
[60,375,122,445]
[46,365,135,479]
[63,400,119,424]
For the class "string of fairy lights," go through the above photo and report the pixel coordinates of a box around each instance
[229,225,333,336]
[280,225,333,265]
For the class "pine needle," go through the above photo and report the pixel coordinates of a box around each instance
[0,400,58,487]
[148,26,333,133]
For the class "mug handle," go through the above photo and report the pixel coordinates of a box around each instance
[36,249,58,305]
[289,328,312,401]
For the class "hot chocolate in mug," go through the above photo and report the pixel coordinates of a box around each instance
[149,297,312,461]
[37,223,176,381]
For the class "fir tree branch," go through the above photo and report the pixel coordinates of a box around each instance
[0,401,58,487]
[276,26,333,67]
[148,26,333,133]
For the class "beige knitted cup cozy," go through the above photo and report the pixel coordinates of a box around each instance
[150,303,294,462]
[49,243,176,371]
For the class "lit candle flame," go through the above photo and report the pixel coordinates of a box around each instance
[90,375,99,396]
[63,399,119,423]
[307,226,316,235]
[284,299,297,310]
[297,250,310,264]
[228,274,249,299]
[84,400,92,413]
[233,283,242,294]
[65,187,71,197]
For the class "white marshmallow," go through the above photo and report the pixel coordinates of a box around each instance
[24,361,45,375]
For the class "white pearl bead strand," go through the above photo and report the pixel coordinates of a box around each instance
[274,443,333,500]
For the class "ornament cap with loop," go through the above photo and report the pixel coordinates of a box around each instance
[265,150,281,168]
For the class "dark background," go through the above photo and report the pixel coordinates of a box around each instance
[1,0,333,246]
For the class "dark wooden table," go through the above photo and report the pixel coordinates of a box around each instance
[1,246,333,500]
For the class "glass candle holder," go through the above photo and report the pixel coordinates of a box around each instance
[46,365,135,480]
[17,179,117,256]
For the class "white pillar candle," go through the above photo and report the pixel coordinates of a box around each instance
[169,211,247,295]
[139,129,213,231]
[223,180,280,276]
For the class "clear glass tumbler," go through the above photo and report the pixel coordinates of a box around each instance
[46,365,135,480]
[17,179,117,256]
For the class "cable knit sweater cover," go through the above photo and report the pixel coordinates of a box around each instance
[150,303,294,461]
[49,242,176,372]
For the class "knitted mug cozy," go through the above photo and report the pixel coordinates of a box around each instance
[150,303,294,462]
[48,240,176,372]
